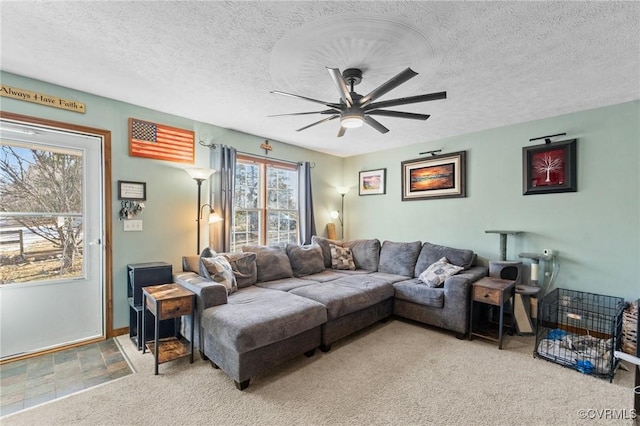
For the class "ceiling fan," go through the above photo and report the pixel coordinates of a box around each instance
[270,67,446,137]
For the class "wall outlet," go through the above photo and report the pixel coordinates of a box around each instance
[123,219,143,232]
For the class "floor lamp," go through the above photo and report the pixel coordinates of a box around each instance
[330,186,350,240]
[185,168,220,254]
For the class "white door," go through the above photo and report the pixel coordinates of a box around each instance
[0,121,104,359]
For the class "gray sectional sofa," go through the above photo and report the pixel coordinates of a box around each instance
[173,237,488,390]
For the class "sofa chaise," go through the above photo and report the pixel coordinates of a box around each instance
[173,237,488,390]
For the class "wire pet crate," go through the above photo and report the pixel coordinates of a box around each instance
[534,288,625,382]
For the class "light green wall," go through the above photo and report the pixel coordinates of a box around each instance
[3,70,638,328]
[342,101,640,300]
[0,72,344,330]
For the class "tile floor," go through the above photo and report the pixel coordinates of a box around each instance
[0,338,133,417]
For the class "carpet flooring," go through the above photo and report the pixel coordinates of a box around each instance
[0,319,636,425]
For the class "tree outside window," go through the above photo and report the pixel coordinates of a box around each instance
[232,156,298,252]
[0,143,84,284]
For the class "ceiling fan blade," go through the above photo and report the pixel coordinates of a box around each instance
[359,67,418,107]
[326,67,353,107]
[364,91,447,110]
[337,126,347,138]
[268,109,338,117]
[271,90,343,109]
[364,116,390,134]
[296,115,339,132]
[366,110,430,121]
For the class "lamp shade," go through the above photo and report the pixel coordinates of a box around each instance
[185,167,215,181]
[330,210,340,219]
[208,211,223,224]
[336,186,350,195]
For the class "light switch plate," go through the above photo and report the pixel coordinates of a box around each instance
[123,219,143,232]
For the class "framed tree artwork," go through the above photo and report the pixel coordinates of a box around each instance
[522,139,577,195]
[401,151,466,201]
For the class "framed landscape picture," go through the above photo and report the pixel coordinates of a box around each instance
[359,168,386,195]
[401,151,466,201]
[522,139,577,195]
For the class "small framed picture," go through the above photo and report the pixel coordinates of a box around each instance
[118,180,146,200]
[359,168,386,196]
[401,151,466,201]
[523,139,577,195]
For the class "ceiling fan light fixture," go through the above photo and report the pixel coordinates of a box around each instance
[341,112,364,129]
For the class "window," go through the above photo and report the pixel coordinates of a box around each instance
[232,155,298,251]
[0,140,85,284]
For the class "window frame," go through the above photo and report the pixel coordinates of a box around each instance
[233,154,299,249]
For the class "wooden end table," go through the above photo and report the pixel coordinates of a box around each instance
[142,283,195,375]
[469,277,515,349]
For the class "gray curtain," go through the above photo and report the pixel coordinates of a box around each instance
[298,162,316,245]
[209,145,236,252]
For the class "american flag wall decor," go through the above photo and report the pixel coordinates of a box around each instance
[129,118,195,164]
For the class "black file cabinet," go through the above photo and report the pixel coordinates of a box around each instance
[127,262,174,350]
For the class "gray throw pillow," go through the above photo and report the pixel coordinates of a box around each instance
[378,240,422,277]
[311,235,343,268]
[242,245,294,282]
[221,252,257,288]
[286,244,325,277]
[201,256,238,294]
[198,247,217,278]
[330,244,356,270]
[414,242,475,277]
[344,239,381,272]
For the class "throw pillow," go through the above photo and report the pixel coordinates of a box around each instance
[198,246,217,278]
[221,252,257,288]
[286,244,325,277]
[378,240,422,277]
[344,239,381,272]
[330,243,356,270]
[201,256,238,294]
[311,235,343,268]
[418,257,464,288]
[242,245,294,282]
[414,242,475,277]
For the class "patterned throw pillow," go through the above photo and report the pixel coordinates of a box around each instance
[330,243,356,270]
[418,257,464,288]
[201,256,238,294]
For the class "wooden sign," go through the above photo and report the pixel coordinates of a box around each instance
[0,84,86,113]
[129,118,195,164]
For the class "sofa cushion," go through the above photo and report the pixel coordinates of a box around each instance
[393,279,445,308]
[300,269,346,282]
[378,240,422,277]
[290,275,394,320]
[242,245,293,282]
[255,276,319,292]
[202,287,327,354]
[414,242,475,277]
[221,252,257,288]
[201,256,238,294]
[344,238,381,272]
[311,235,343,268]
[286,244,325,277]
[330,244,356,270]
[418,257,464,288]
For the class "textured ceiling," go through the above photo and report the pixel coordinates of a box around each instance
[0,1,638,157]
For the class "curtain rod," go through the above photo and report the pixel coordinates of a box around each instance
[236,150,315,168]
